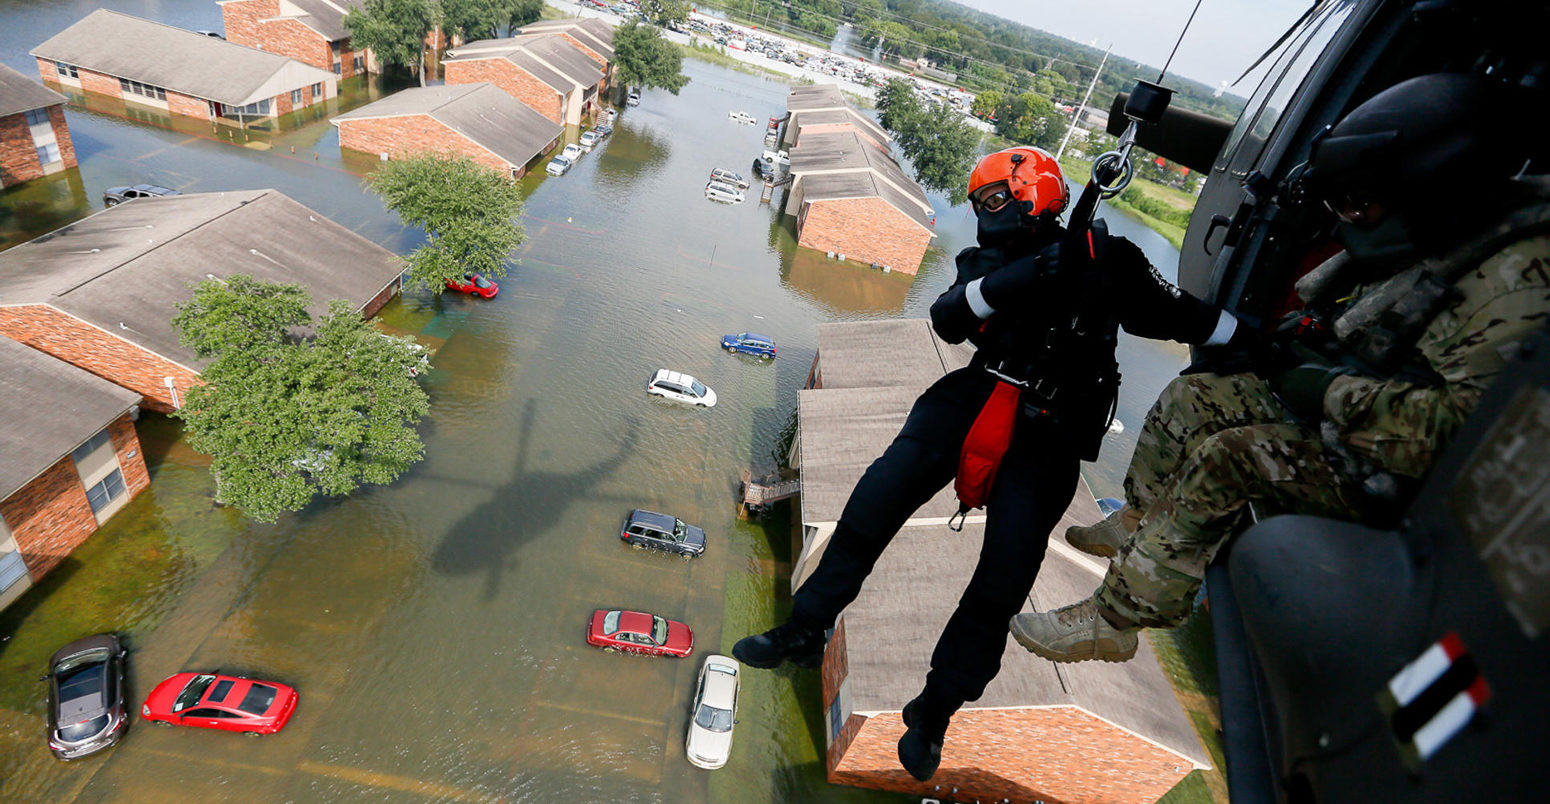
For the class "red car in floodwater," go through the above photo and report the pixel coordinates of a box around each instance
[141,673,298,736]
[445,272,499,298]
[587,609,694,657]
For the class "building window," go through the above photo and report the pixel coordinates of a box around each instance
[84,468,126,515]
[71,431,112,464]
[311,82,323,96]
[353,55,365,73]
[25,107,49,126]
[118,77,166,101]
[291,88,303,105]
[55,61,78,78]
[36,143,62,165]
[828,694,843,743]
[229,99,271,117]
[332,62,342,75]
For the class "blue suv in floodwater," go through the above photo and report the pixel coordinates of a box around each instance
[721,332,776,359]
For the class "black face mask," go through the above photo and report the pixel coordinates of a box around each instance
[976,203,1033,250]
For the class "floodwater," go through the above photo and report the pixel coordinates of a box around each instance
[0,1,1189,800]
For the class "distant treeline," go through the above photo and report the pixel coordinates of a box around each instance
[695,0,1248,120]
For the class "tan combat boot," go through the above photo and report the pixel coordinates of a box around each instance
[1009,598,1140,663]
[1064,504,1142,558]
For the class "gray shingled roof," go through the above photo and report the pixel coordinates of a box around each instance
[787,83,890,145]
[332,83,562,169]
[801,173,932,232]
[286,0,352,42]
[0,190,403,369]
[791,130,930,209]
[796,319,1210,768]
[518,17,615,60]
[446,35,604,91]
[797,320,972,525]
[0,337,140,502]
[31,9,335,107]
[0,62,65,119]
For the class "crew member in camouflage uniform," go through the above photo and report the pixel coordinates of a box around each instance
[1010,73,1550,663]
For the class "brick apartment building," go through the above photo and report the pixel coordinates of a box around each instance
[515,17,615,71]
[782,83,891,152]
[0,62,76,189]
[784,127,936,275]
[1,337,147,612]
[220,0,369,78]
[32,9,338,127]
[444,34,606,126]
[0,189,404,413]
[332,82,562,179]
[792,320,1209,803]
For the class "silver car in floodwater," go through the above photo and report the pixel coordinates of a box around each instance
[45,634,128,759]
[686,654,740,769]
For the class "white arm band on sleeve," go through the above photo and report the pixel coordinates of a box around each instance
[965,277,995,319]
[1202,309,1238,346]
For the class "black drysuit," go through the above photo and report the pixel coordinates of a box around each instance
[790,225,1224,707]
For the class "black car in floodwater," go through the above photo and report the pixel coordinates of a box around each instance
[44,634,127,760]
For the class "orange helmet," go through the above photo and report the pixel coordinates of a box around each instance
[967,147,1068,219]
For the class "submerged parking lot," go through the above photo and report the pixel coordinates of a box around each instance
[0,1,1192,800]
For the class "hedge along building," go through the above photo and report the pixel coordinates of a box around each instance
[331,83,562,179]
[0,62,76,188]
[0,337,147,613]
[0,190,405,414]
[783,128,936,275]
[219,0,370,79]
[31,9,338,128]
[793,320,1210,803]
[442,34,606,127]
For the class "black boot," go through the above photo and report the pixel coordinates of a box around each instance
[897,690,957,781]
[732,621,826,669]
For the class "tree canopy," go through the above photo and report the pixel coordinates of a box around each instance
[639,0,691,28]
[171,276,430,523]
[875,78,980,205]
[441,0,544,41]
[613,20,689,94]
[995,91,1067,150]
[344,0,437,84]
[366,154,527,292]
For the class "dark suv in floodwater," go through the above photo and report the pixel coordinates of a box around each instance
[45,634,127,760]
[621,509,706,557]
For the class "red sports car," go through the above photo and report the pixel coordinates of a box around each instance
[587,609,694,657]
[445,272,499,298]
[141,673,298,736]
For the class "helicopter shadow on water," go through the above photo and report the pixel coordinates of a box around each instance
[430,398,641,602]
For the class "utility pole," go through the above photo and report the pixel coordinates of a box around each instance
[1055,44,1110,162]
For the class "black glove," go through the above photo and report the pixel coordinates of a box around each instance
[1269,358,1353,420]
[977,242,1061,311]
[1181,323,1295,376]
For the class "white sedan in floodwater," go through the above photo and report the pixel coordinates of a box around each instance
[686,654,739,769]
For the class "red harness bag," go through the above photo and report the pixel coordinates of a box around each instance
[953,380,1021,526]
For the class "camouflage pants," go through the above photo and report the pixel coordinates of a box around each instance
[1097,373,1363,628]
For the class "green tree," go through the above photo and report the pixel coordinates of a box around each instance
[996,91,1067,150]
[613,20,689,95]
[171,277,430,523]
[639,0,690,27]
[440,0,538,40]
[366,154,527,292]
[345,0,438,85]
[875,79,980,205]
[971,90,1001,119]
